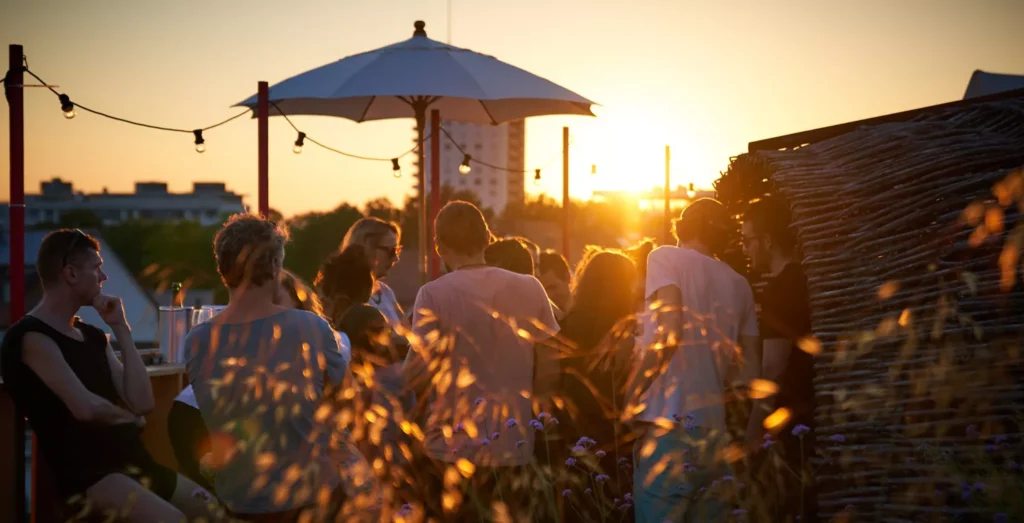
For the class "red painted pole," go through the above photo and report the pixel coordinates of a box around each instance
[561,127,570,258]
[257,81,269,217]
[429,109,441,280]
[7,44,27,523]
[664,145,671,244]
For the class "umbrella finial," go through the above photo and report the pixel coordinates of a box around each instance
[414,20,427,37]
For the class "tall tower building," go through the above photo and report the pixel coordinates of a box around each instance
[416,120,526,215]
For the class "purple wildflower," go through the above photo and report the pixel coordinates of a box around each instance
[561,489,572,498]
[565,457,577,467]
[515,440,526,449]
[672,413,684,422]
[454,422,465,433]
[529,420,544,430]
[397,504,413,516]
[619,502,633,510]
[972,481,985,492]
[572,445,587,453]
[617,457,630,465]
[491,432,500,441]
[792,424,810,437]
[698,487,707,494]
[764,433,773,440]
[830,434,846,443]
[994,513,1008,523]
[505,418,517,429]
[584,488,592,496]
[596,474,610,483]
[761,440,776,449]
[722,475,735,482]
[480,438,490,446]
[624,493,633,502]
[537,412,550,421]
[614,498,620,504]
[474,397,485,406]
[683,462,696,472]
[576,436,597,448]
[732,509,748,515]
[595,450,607,458]
[986,444,998,452]
[993,435,1008,444]
[547,417,559,425]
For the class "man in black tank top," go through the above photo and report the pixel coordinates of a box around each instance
[0,229,223,521]
[742,197,819,523]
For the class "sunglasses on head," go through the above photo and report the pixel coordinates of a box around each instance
[62,229,87,267]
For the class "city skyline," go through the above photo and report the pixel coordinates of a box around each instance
[1,0,1022,217]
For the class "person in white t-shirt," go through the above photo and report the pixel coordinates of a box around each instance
[402,201,560,521]
[627,198,765,523]
[340,217,407,331]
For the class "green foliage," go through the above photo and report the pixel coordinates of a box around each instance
[283,203,364,284]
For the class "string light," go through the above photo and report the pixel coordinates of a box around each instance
[293,132,306,154]
[193,129,206,153]
[58,94,75,119]
[591,164,597,175]
[459,154,472,175]
[534,169,542,186]
[391,158,402,178]
[687,182,696,199]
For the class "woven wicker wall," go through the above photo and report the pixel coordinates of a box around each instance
[717,96,1024,521]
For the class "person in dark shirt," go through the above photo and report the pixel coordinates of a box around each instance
[742,196,818,523]
[0,229,220,521]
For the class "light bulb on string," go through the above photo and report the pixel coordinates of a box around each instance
[391,158,402,178]
[686,182,696,199]
[591,164,597,175]
[58,94,76,119]
[293,132,306,154]
[193,129,206,154]
[459,154,472,175]
[533,169,542,187]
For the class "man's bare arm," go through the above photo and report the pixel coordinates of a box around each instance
[23,332,138,425]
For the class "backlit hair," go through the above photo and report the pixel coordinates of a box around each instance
[279,269,323,317]
[341,217,401,251]
[673,198,733,256]
[214,213,289,289]
[434,201,491,256]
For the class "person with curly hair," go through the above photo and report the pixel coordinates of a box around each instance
[186,213,378,520]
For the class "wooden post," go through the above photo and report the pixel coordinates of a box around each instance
[429,109,441,279]
[664,145,671,244]
[562,127,570,258]
[257,81,269,217]
[6,43,26,523]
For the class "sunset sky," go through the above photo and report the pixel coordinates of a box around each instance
[1,0,1022,217]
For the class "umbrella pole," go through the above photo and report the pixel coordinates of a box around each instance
[415,103,428,284]
[430,109,442,280]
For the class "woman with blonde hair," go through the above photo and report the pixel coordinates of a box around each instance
[341,217,406,329]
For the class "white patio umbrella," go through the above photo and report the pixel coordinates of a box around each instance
[236,20,596,280]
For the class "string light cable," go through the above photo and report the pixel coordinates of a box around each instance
[439,125,568,185]
[268,101,430,178]
[17,67,251,148]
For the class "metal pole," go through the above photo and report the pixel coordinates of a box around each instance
[257,81,269,217]
[7,43,27,523]
[429,109,441,280]
[562,127,570,258]
[664,145,671,244]
[415,103,428,284]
